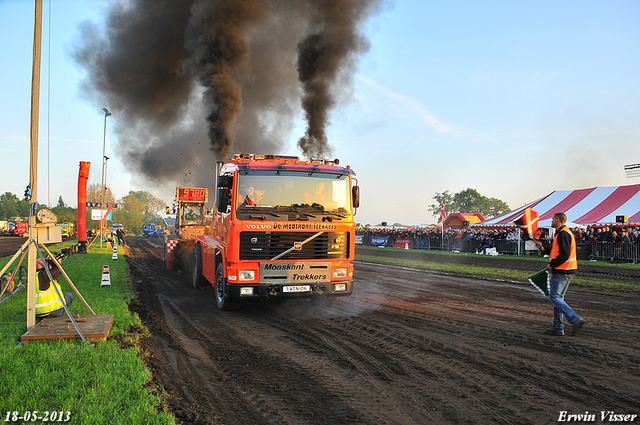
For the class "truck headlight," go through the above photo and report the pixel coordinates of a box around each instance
[333,268,348,278]
[239,270,255,281]
[240,287,254,296]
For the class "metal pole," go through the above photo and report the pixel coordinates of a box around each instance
[213,161,222,212]
[100,108,111,248]
[26,0,43,329]
[104,155,109,206]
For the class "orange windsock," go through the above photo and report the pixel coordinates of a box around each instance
[514,208,539,239]
[77,161,91,245]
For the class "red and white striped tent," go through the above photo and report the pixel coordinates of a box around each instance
[474,184,640,228]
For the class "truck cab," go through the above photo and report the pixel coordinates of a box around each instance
[142,223,156,237]
[195,153,360,310]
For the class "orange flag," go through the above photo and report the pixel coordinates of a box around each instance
[515,208,539,239]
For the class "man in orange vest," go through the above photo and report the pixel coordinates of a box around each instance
[535,212,585,336]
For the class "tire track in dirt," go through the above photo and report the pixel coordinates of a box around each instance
[122,237,640,425]
[238,309,440,425]
[350,262,640,424]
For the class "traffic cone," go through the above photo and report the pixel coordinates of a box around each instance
[100,265,111,287]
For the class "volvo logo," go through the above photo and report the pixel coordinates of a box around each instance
[335,237,342,244]
[251,237,258,244]
[245,223,272,230]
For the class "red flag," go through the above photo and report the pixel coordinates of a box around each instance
[440,202,446,223]
[514,208,539,239]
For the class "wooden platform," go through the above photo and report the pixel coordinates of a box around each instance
[21,314,115,344]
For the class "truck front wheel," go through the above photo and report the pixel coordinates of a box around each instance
[215,263,240,311]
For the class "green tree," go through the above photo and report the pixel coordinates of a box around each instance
[486,197,511,217]
[50,205,77,224]
[126,190,166,214]
[112,191,166,235]
[453,189,486,213]
[0,192,29,220]
[428,190,454,222]
[428,188,510,220]
[87,183,116,205]
[121,192,146,213]
[112,208,145,235]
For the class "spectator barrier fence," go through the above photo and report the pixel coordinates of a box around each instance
[357,234,639,263]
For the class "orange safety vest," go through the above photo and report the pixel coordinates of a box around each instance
[549,226,578,271]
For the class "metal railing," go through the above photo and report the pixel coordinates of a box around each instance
[357,235,639,263]
[588,241,638,263]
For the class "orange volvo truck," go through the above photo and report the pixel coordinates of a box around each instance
[192,153,360,310]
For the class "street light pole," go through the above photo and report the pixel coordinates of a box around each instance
[100,108,111,247]
[104,155,110,213]
[104,156,110,191]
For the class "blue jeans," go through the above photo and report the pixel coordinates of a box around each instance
[549,273,581,331]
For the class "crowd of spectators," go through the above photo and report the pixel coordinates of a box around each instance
[574,226,640,245]
[356,225,640,259]
[356,226,521,251]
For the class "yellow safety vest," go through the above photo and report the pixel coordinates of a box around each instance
[549,226,578,271]
[35,280,65,315]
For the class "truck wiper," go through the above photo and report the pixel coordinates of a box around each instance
[289,208,317,219]
[248,212,280,219]
[240,206,280,218]
[323,211,346,220]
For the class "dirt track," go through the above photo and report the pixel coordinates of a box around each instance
[123,237,640,425]
[0,236,76,259]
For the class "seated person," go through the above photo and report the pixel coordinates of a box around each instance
[240,186,263,206]
[36,257,74,320]
[303,182,327,205]
[185,208,198,220]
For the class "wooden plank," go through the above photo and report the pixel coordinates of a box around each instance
[21,314,114,344]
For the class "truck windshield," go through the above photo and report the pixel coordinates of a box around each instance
[236,171,351,220]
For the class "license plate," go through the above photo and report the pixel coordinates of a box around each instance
[283,285,310,293]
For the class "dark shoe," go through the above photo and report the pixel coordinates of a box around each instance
[570,319,585,337]
[544,328,564,336]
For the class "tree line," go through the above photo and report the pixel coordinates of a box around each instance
[0,184,167,235]
[428,188,511,221]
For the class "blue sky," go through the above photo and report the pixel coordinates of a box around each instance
[1,0,639,226]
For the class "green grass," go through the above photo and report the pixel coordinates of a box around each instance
[0,243,174,425]
[356,247,640,292]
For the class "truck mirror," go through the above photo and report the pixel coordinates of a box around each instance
[218,175,233,189]
[217,188,230,213]
[217,175,233,213]
[352,186,360,209]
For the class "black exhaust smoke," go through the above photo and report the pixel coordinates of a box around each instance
[74,0,381,185]
[296,0,377,159]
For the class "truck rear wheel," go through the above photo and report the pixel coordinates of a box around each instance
[192,244,207,289]
[215,263,240,311]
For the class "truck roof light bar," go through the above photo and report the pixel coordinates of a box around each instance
[233,153,300,161]
[310,158,340,165]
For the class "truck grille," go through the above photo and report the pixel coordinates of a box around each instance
[240,232,349,261]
